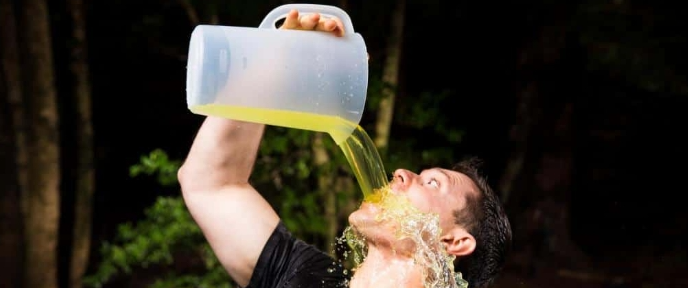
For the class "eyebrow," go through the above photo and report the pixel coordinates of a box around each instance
[436,169,450,180]
[419,168,451,178]
[436,169,461,188]
[421,168,452,182]
[423,168,451,183]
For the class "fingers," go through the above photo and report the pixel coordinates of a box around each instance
[329,17,345,37]
[280,9,346,37]
[314,20,332,32]
[299,13,320,30]
[313,16,345,37]
[280,9,300,29]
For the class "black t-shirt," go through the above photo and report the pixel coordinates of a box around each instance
[246,222,350,288]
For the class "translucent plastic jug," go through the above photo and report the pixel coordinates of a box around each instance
[185,3,369,144]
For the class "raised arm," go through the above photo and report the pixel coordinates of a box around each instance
[177,10,344,287]
[178,118,274,286]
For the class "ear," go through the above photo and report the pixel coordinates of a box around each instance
[441,227,476,257]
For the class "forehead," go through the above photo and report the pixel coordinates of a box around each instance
[420,168,479,221]
[432,168,479,198]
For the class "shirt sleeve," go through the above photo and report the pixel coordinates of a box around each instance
[245,221,349,288]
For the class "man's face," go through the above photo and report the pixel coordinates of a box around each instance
[349,167,478,244]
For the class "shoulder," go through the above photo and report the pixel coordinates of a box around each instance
[247,222,349,288]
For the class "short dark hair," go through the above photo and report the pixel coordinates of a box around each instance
[451,157,512,288]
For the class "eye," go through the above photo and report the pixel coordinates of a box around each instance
[426,178,440,188]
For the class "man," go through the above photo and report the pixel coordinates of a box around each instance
[178,9,511,288]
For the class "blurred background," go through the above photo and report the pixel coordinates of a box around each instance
[1,0,687,287]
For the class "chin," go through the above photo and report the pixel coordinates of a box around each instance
[348,203,376,229]
[348,203,398,245]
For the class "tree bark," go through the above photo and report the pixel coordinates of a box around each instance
[498,81,538,204]
[67,0,95,287]
[0,2,25,286]
[499,4,589,273]
[178,0,200,26]
[0,88,24,288]
[16,0,61,287]
[0,0,29,211]
[374,0,405,153]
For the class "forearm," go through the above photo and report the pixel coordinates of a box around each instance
[178,116,265,192]
[177,116,278,287]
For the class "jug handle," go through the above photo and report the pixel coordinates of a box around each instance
[258,3,356,36]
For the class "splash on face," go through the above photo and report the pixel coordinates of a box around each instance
[349,168,476,243]
[344,168,478,288]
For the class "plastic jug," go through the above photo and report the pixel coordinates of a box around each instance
[185,3,369,144]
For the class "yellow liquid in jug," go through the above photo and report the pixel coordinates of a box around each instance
[190,104,389,197]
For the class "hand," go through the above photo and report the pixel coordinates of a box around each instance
[279,9,345,37]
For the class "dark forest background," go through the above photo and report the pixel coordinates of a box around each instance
[1,0,687,287]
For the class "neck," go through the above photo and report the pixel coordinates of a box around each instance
[349,245,424,288]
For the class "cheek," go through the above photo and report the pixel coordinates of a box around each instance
[406,192,434,213]
[440,199,462,227]
[439,209,456,229]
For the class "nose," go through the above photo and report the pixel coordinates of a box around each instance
[391,169,415,191]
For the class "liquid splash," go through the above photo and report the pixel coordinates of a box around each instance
[337,186,467,288]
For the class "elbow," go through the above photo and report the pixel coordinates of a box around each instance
[177,164,204,214]
[177,163,196,196]
[177,157,250,195]
[177,160,232,195]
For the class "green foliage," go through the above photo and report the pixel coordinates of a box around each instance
[254,127,354,244]
[85,149,233,288]
[374,88,465,171]
[279,186,329,239]
[404,89,464,144]
[363,68,466,172]
[148,269,233,288]
[574,1,688,94]
[84,197,215,287]
[129,149,181,187]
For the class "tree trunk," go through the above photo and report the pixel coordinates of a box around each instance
[67,0,95,287]
[16,0,61,287]
[498,81,538,205]
[532,103,585,261]
[0,86,24,288]
[374,0,405,153]
[178,0,200,26]
[499,4,589,273]
[0,0,29,197]
[0,2,25,286]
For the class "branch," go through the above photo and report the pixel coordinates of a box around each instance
[177,0,199,26]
